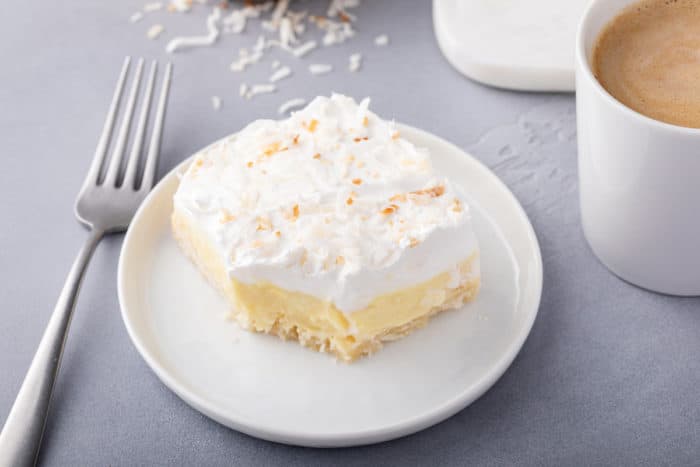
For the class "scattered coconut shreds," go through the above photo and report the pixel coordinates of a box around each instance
[269,66,292,83]
[271,60,281,69]
[262,0,290,32]
[144,2,163,12]
[290,40,317,57]
[212,96,222,110]
[239,83,249,98]
[246,83,277,99]
[309,64,333,75]
[328,0,361,19]
[166,7,221,53]
[147,24,165,39]
[349,53,362,72]
[168,0,193,13]
[374,34,389,46]
[130,12,144,23]
[222,2,273,35]
[311,16,355,46]
[278,98,307,115]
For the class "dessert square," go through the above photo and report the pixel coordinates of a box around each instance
[172,94,480,361]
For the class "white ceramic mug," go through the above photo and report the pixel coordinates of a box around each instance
[576,0,700,296]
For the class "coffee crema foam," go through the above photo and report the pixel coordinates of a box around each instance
[593,0,700,128]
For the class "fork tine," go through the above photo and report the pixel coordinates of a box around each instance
[82,57,131,187]
[103,58,144,187]
[140,62,172,191]
[123,61,157,189]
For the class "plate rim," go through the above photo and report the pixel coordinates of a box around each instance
[117,123,543,447]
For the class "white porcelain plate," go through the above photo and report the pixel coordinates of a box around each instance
[118,124,543,447]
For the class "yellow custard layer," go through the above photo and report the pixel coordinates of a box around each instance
[172,209,480,362]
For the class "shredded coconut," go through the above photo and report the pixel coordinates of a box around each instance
[271,60,281,69]
[130,12,144,23]
[246,83,277,99]
[166,7,221,53]
[147,24,165,39]
[168,0,192,13]
[289,40,317,57]
[269,66,292,83]
[374,34,389,46]
[277,98,307,115]
[230,35,269,72]
[221,2,273,34]
[239,83,249,98]
[309,64,333,75]
[349,53,362,72]
[144,2,163,12]
[211,96,222,110]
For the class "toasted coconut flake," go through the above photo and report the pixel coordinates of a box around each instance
[269,66,292,83]
[348,52,362,72]
[362,116,369,127]
[166,7,221,53]
[292,204,300,219]
[130,11,144,23]
[346,197,353,205]
[389,193,407,202]
[306,119,318,132]
[351,178,362,185]
[335,255,345,265]
[277,98,306,115]
[374,34,389,46]
[313,153,321,159]
[391,131,400,140]
[144,2,163,12]
[147,24,165,39]
[263,141,282,156]
[309,63,333,75]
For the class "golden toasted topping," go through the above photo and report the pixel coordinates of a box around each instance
[292,204,300,220]
[351,178,362,185]
[391,131,400,140]
[452,199,463,212]
[195,159,204,167]
[411,185,445,198]
[353,137,369,142]
[275,230,281,238]
[389,193,407,203]
[219,210,236,224]
[312,153,321,159]
[346,197,353,205]
[306,119,318,133]
[335,255,345,265]
[409,237,420,248]
[362,116,369,127]
[356,160,365,168]
[246,161,254,168]
[263,142,287,157]
[292,134,300,145]
[381,204,399,215]
[345,154,355,162]
[256,216,272,231]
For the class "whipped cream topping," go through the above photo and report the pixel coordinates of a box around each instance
[174,94,478,313]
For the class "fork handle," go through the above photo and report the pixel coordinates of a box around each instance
[0,229,104,467]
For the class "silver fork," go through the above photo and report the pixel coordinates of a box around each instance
[0,57,172,467]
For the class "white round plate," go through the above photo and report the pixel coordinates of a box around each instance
[118,124,543,447]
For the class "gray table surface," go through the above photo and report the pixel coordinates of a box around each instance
[1,1,699,465]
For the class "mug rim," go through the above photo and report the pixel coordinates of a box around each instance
[575,0,700,135]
